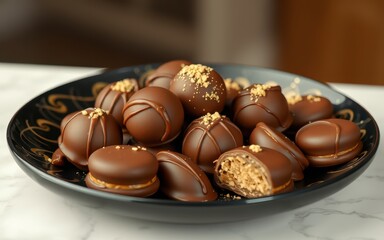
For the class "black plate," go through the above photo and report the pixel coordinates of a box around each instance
[7,64,380,223]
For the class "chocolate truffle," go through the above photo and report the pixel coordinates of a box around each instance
[85,145,160,197]
[122,86,184,147]
[145,60,191,89]
[182,112,243,173]
[287,94,333,129]
[59,108,123,170]
[231,84,293,136]
[170,64,226,117]
[249,122,308,181]
[224,78,243,108]
[156,151,217,202]
[214,145,294,198]
[94,79,139,126]
[295,118,363,167]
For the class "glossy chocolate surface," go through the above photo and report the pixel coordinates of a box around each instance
[182,112,243,173]
[85,145,159,197]
[94,79,138,126]
[224,78,243,108]
[295,118,363,167]
[170,64,226,117]
[122,87,184,147]
[145,60,191,89]
[59,108,123,170]
[156,151,217,202]
[249,122,308,181]
[288,95,333,129]
[231,84,293,136]
[214,145,294,198]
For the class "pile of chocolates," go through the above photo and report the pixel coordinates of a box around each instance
[51,60,363,202]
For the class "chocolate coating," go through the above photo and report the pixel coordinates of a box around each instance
[85,145,160,197]
[224,78,243,108]
[59,108,123,170]
[145,60,191,89]
[156,151,217,202]
[122,87,184,147]
[170,64,226,117]
[51,148,66,167]
[94,79,139,126]
[231,84,293,136]
[249,122,308,181]
[288,95,333,129]
[182,112,243,173]
[214,145,294,198]
[295,118,363,167]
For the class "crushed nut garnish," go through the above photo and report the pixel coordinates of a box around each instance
[178,64,213,88]
[286,93,303,105]
[88,108,107,119]
[111,79,136,92]
[249,144,262,153]
[250,84,272,101]
[201,112,221,125]
[224,78,241,91]
[307,95,321,102]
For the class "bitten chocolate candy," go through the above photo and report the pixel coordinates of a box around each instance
[295,118,363,167]
[156,151,217,202]
[145,60,191,89]
[287,94,333,129]
[170,64,226,117]
[182,112,243,173]
[231,84,293,136]
[122,86,184,147]
[85,145,160,197]
[94,79,139,126]
[214,145,294,198]
[249,122,308,181]
[59,108,123,170]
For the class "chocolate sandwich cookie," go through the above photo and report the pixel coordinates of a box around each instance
[170,64,227,117]
[295,118,363,167]
[156,151,217,202]
[122,86,184,147]
[249,122,308,181]
[182,112,243,173]
[145,60,191,89]
[85,145,160,197]
[214,145,294,198]
[231,84,293,136]
[58,108,123,171]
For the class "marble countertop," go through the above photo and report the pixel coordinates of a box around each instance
[1,63,384,240]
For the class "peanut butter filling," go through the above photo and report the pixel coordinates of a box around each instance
[89,173,157,190]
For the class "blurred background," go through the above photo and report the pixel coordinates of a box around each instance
[1,0,383,84]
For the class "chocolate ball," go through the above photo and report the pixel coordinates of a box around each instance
[94,79,139,126]
[287,94,333,129]
[295,118,363,167]
[85,145,160,197]
[145,60,191,89]
[59,108,123,170]
[170,64,226,117]
[249,122,308,181]
[231,84,293,136]
[122,87,184,147]
[182,112,243,173]
[156,151,217,202]
[224,78,243,108]
[214,145,294,198]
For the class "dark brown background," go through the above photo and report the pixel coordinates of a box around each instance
[1,0,383,84]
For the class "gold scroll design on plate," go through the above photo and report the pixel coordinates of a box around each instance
[20,82,107,164]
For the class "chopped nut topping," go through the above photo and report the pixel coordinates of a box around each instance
[250,84,272,101]
[111,79,137,92]
[203,91,220,102]
[132,147,138,151]
[178,64,213,88]
[307,95,321,102]
[249,144,262,153]
[201,112,221,125]
[224,78,241,91]
[286,93,303,105]
[81,110,88,116]
[88,108,107,119]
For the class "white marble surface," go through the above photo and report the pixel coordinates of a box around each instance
[1,63,384,240]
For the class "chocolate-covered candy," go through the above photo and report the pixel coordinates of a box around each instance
[182,112,243,173]
[214,145,294,198]
[95,79,139,126]
[145,60,191,89]
[50,148,66,167]
[156,151,217,202]
[249,122,308,181]
[224,78,243,108]
[231,84,293,136]
[287,94,333,129]
[59,108,123,170]
[170,64,226,117]
[122,86,184,147]
[295,118,363,167]
[85,145,160,197]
